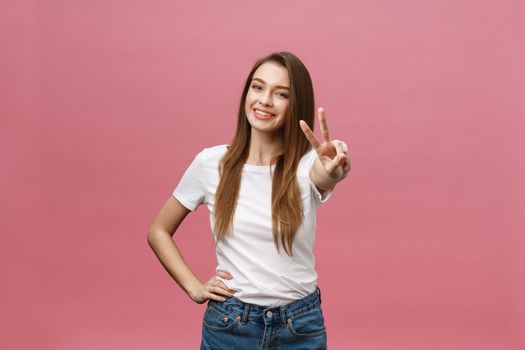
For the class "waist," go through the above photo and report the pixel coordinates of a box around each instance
[207,286,322,325]
[215,264,319,307]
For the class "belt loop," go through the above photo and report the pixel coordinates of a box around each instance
[280,305,287,326]
[317,286,322,305]
[241,302,250,324]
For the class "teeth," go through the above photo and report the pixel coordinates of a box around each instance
[255,109,272,116]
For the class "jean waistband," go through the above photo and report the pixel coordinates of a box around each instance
[208,286,322,326]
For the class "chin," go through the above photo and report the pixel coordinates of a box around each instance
[252,124,284,134]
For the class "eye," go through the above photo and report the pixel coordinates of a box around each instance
[251,84,262,90]
[277,92,288,98]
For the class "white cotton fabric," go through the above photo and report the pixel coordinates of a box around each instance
[172,144,332,307]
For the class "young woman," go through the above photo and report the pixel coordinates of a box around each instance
[147,51,350,349]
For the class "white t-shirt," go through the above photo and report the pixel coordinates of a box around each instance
[172,144,332,307]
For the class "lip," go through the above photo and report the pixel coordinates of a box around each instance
[253,108,275,116]
[254,109,272,120]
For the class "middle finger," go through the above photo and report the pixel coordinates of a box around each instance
[318,107,330,143]
[213,286,234,297]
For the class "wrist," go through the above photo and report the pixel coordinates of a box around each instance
[184,279,202,298]
[316,173,339,192]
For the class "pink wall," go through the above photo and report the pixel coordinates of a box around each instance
[1,0,524,349]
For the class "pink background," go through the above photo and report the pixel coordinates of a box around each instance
[1,0,524,349]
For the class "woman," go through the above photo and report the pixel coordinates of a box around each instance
[147,51,350,349]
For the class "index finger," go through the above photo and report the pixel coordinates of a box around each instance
[299,120,321,149]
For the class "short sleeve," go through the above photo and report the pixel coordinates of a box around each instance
[307,149,333,204]
[172,150,206,211]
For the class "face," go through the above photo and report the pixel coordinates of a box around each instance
[244,61,290,134]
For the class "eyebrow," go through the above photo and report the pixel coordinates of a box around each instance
[251,77,290,90]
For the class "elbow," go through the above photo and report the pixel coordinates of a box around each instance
[147,229,159,245]
[147,228,171,245]
[146,230,153,246]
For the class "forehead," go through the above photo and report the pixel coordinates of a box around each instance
[252,61,289,87]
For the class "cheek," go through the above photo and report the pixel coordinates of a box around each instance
[244,98,253,113]
[245,93,257,108]
[278,102,288,115]
[276,108,287,124]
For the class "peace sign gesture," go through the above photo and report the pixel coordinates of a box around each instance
[299,107,351,183]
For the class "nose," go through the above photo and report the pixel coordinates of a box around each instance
[258,91,273,106]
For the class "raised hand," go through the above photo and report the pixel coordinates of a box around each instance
[299,107,350,182]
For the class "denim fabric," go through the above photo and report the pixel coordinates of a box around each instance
[200,287,327,350]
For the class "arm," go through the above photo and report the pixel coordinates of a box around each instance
[147,195,236,304]
[146,195,202,299]
[310,156,340,195]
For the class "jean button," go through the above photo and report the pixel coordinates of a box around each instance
[266,311,273,318]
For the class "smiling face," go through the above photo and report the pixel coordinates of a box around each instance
[244,61,290,134]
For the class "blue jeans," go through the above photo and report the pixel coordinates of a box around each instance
[200,286,327,349]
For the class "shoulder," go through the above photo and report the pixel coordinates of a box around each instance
[196,144,229,163]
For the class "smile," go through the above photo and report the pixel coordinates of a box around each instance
[253,108,275,120]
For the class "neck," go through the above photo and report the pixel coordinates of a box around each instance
[246,128,283,166]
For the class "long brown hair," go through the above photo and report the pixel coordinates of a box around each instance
[213,51,315,256]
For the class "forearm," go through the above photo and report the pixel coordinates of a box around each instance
[147,230,202,297]
[310,157,340,192]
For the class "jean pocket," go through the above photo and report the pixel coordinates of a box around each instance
[202,304,241,333]
[287,306,326,337]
